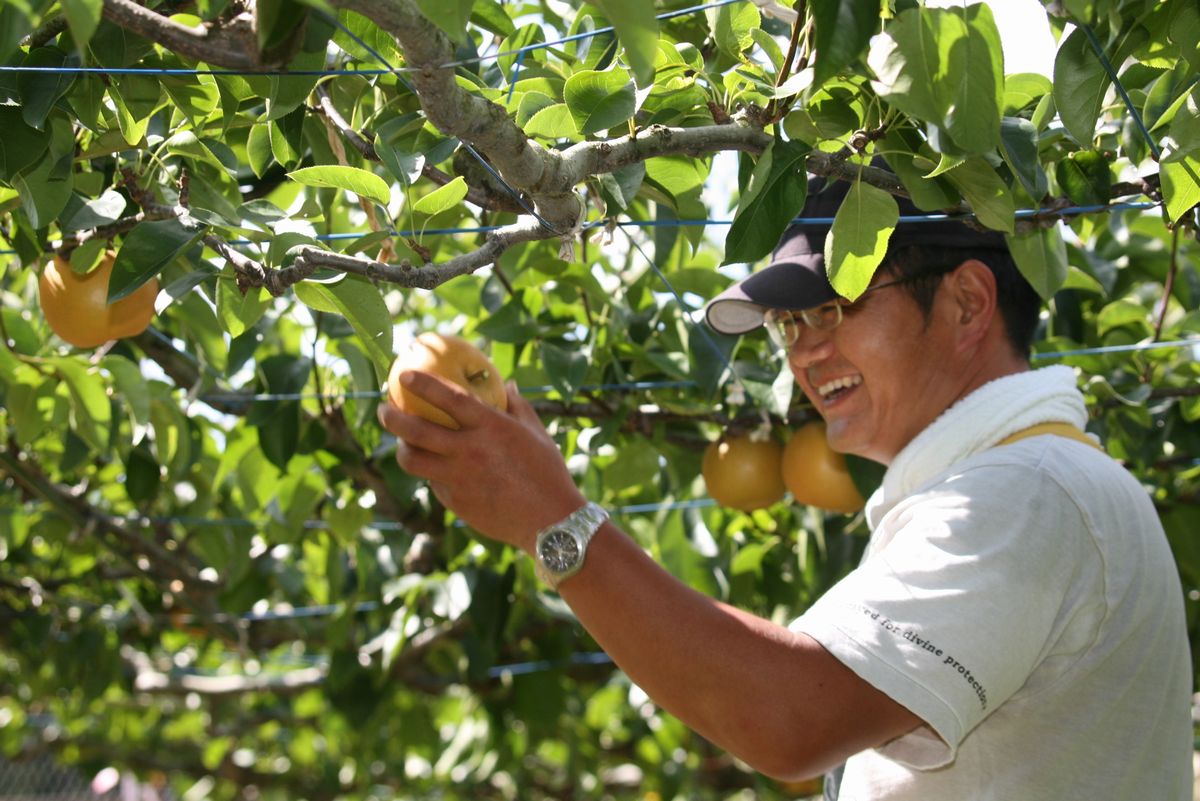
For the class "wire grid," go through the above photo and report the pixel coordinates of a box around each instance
[0,755,129,801]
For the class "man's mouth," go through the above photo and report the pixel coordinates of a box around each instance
[816,375,862,404]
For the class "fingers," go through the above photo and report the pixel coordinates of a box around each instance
[398,370,490,429]
[377,400,455,455]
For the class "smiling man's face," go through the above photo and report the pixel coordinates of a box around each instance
[786,268,970,465]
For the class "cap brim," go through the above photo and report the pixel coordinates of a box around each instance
[704,258,839,335]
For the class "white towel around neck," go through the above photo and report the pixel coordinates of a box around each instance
[866,365,1089,528]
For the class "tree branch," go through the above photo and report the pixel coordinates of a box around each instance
[313,84,524,213]
[133,663,328,696]
[100,0,264,70]
[330,0,580,232]
[290,218,552,288]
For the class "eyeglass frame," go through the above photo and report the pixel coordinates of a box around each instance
[763,273,925,351]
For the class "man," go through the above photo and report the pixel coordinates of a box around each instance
[377,175,1193,800]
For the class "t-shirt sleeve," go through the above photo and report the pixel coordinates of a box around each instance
[790,461,1093,769]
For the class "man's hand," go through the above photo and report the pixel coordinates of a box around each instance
[377,370,587,551]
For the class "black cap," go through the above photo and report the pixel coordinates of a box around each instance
[703,172,1009,336]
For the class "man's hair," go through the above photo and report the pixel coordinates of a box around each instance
[882,245,1042,358]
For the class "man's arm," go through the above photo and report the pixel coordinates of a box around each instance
[378,371,922,780]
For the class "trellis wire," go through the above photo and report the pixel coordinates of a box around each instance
[497,0,740,101]
[185,339,1196,406]
[1079,23,1162,162]
[0,200,1163,255]
[0,0,743,79]
[117,497,718,556]
[4,1,1193,690]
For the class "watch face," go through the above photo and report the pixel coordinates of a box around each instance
[539,529,581,573]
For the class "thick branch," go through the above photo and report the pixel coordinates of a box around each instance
[100,0,263,70]
[134,664,328,695]
[291,218,551,288]
[330,0,579,231]
[314,85,523,213]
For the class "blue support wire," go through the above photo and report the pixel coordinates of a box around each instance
[0,0,745,80]
[0,201,1166,255]
[1079,24,1162,162]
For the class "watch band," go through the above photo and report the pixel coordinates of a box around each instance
[533,502,609,589]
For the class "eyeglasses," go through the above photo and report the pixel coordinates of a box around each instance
[763,275,917,351]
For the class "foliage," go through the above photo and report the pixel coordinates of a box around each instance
[0,0,1197,799]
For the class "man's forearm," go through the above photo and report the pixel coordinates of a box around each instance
[551,522,919,781]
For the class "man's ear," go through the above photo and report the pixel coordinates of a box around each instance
[944,259,998,350]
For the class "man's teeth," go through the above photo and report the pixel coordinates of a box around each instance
[817,375,862,398]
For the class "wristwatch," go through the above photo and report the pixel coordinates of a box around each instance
[533,502,609,589]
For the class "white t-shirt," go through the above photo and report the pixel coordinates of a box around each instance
[791,368,1193,800]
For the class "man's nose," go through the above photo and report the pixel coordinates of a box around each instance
[788,325,836,369]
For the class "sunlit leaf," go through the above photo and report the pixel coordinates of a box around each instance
[825,179,898,300]
[288,166,391,207]
[722,138,810,265]
[1053,27,1110,146]
[564,68,636,136]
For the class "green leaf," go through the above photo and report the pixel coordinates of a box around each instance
[1167,88,1200,159]
[109,74,163,145]
[943,4,1003,154]
[161,75,221,124]
[1005,225,1068,300]
[722,138,810,265]
[1052,27,1110,146]
[1055,151,1111,207]
[523,103,582,141]
[824,179,899,300]
[102,354,151,438]
[217,280,271,339]
[868,9,945,125]
[61,0,103,53]
[540,341,589,398]
[0,106,48,183]
[269,108,305,169]
[1095,298,1150,336]
[294,277,393,378]
[288,166,391,207]
[811,0,880,86]
[256,0,308,53]
[375,143,424,188]
[109,218,207,303]
[265,49,323,120]
[122,444,162,504]
[411,176,468,217]
[999,117,1047,201]
[18,48,75,131]
[563,68,636,136]
[870,7,1001,155]
[13,152,73,230]
[1170,2,1200,72]
[590,0,658,85]
[61,190,128,232]
[1002,72,1052,116]
[1160,156,1200,223]
[411,0,473,41]
[51,357,112,453]
[247,123,274,178]
[0,5,32,65]
[881,129,958,210]
[471,0,515,38]
[731,536,780,577]
[940,157,1014,233]
[596,162,645,213]
[643,156,708,210]
[712,1,760,61]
